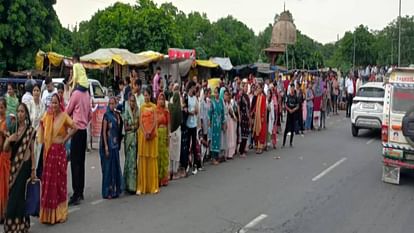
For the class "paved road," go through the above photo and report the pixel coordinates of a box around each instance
[29,113,414,233]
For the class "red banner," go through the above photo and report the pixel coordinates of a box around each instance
[168,48,196,60]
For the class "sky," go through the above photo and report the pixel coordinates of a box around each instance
[54,0,414,44]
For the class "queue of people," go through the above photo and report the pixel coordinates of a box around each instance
[0,62,340,232]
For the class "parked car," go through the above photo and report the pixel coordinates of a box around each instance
[350,82,385,137]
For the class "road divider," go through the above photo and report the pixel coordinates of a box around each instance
[312,157,347,182]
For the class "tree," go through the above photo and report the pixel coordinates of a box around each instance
[0,0,62,70]
[74,1,180,54]
[200,16,257,64]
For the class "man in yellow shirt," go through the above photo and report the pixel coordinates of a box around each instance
[71,54,89,92]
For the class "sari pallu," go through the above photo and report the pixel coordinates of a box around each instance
[137,102,159,195]
[39,113,74,224]
[254,94,267,149]
[4,127,35,233]
[123,102,138,193]
[99,110,123,199]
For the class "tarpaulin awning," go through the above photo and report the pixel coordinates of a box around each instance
[81,48,162,67]
[136,51,164,64]
[35,50,66,70]
[210,57,233,71]
[63,59,108,70]
[81,48,130,66]
[196,60,219,68]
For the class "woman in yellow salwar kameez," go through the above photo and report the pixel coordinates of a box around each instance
[136,88,159,195]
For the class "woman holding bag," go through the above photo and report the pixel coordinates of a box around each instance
[3,103,36,233]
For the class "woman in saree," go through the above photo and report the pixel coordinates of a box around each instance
[238,82,250,158]
[209,87,225,165]
[0,98,10,224]
[123,94,139,193]
[168,84,182,180]
[100,97,123,199]
[253,83,267,154]
[137,88,159,195]
[3,103,36,233]
[156,93,170,186]
[38,94,77,224]
[224,90,236,159]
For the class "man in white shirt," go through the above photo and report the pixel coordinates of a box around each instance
[22,79,35,105]
[345,74,354,118]
[41,77,57,109]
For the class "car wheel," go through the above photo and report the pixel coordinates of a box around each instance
[352,124,359,137]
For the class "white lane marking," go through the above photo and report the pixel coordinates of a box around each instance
[91,199,105,205]
[366,138,375,145]
[238,214,268,233]
[68,207,80,213]
[312,157,347,182]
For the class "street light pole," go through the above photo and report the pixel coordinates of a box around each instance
[398,0,401,67]
[353,33,356,71]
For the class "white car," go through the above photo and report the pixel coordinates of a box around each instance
[351,82,385,137]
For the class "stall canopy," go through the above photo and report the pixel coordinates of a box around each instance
[80,48,164,67]
[36,50,109,71]
[210,57,233,71]
[35,50,65,70]
[195,60,219,68]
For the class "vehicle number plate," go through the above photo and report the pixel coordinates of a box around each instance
[362,103,375,109]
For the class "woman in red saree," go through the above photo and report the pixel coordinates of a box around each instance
[38,94,77,224]
[253,83,267,154]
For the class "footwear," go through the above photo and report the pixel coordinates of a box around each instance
[198,167,205,172]
[69,196,81,206]
[290,143,293,147]
[192,168,198,175]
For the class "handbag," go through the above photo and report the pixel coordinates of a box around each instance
[25,178,41,217]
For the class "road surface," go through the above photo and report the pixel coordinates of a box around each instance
[30,113,414,233]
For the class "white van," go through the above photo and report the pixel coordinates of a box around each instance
[381,67,414,184]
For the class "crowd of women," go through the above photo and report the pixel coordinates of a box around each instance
[0,68,337,233]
